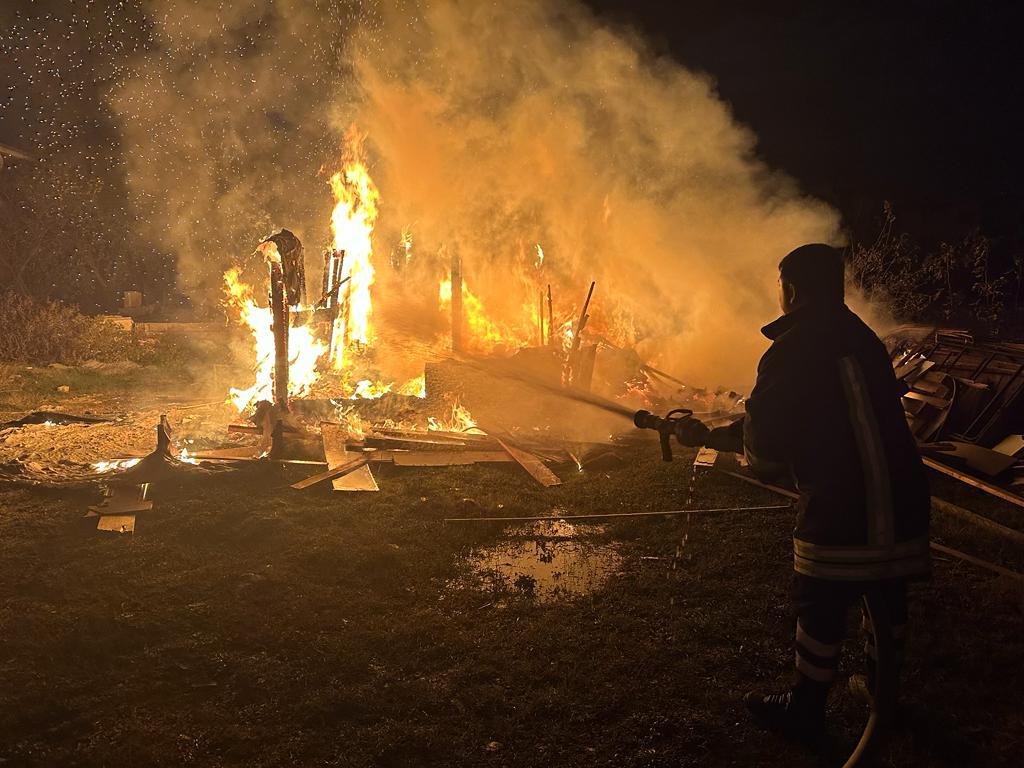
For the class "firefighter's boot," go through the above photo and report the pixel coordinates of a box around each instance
[744,681,827,742]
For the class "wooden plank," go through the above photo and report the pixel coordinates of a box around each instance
[923,456,1024,509]
[290,456,368,490]
[190,446,265,461]
[365,433,469,448]
[902,391,950,408]
[694,447,719,467]
[371,428,497,446]
[943,441,1018,477]
[931,496,1024,545]
[96,514,136,533]
[227,423,263,434]
[321,423,378,492]
[930,541,1024,581]
[992,434,1024,457]
[495,437,561,487]
[88,485,153,515]
[910,378,946,396]
[893,357,924,380]
[391,450,512,467]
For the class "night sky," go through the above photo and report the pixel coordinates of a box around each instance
[3,1,1024,260]
[588,0,1024,246]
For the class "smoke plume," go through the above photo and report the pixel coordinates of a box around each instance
[112,0,841,390]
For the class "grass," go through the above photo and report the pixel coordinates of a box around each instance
[0,354,220,415]
[0,449,1022,767]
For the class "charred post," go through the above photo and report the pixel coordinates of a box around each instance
[270,261,290,412]
[567,281,595,386]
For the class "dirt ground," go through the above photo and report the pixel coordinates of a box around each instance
[1,369,1023,767]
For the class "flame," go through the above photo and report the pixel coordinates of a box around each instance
[223,268,327,413]
[178,448,200,465]
[400,228,413,264]
[331,403,367,441]
[534,243,544,268]
[257,240,282,265]
[428,399,480,432]
[351,379,392,399]
[329,126,380,369]
[439,277,533,353]
[398,374,426,398]
[92,458,142,473]
[555,319,575,351]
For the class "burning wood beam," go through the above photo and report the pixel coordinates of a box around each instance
[270,262,290,412]
[451,250,463,353]
[538,291,545,347]
[567,281,595,386]
[547,284,553,347]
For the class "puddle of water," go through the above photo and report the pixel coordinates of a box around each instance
[462,520,622,602]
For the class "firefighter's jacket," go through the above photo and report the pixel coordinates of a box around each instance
[710,303,931,581]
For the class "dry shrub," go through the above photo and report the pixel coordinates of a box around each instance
[849,203,1012,327]
[0,291,131,365]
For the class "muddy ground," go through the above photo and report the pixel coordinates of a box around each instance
[1,366,1023,767]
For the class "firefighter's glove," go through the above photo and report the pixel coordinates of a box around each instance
[674,416,710,447]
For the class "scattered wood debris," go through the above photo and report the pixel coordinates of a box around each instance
[494,437,562,487]
[86,483,152,534]
[321,423,379,492]
[888,326,1024,506]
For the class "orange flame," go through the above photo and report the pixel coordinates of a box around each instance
[398,374,426,398]
[439,276,535,353]
[329,126,379,369]
[223,267,327,413]
[428,399,480,432]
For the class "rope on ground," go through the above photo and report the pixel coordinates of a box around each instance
[443,504,791,524]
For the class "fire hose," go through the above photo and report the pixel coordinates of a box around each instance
[633,408,699,461]
[634,406,898,767]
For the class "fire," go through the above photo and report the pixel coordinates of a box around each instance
[329,126,380,369]
[178,448,200,465]
[331,403,368,441]
[399,228,413,265]
[428,399,480,432]
[92,458,142,473]
[557,320,575,351]
[223,268,327,413]
[398,374,426,398]
[439,277,532,353]
[351,379,392,399]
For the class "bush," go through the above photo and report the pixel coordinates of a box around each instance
[849,203,1016,329]
[0,291,132,365]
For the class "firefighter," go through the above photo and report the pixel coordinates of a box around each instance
[676,243,931,740]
